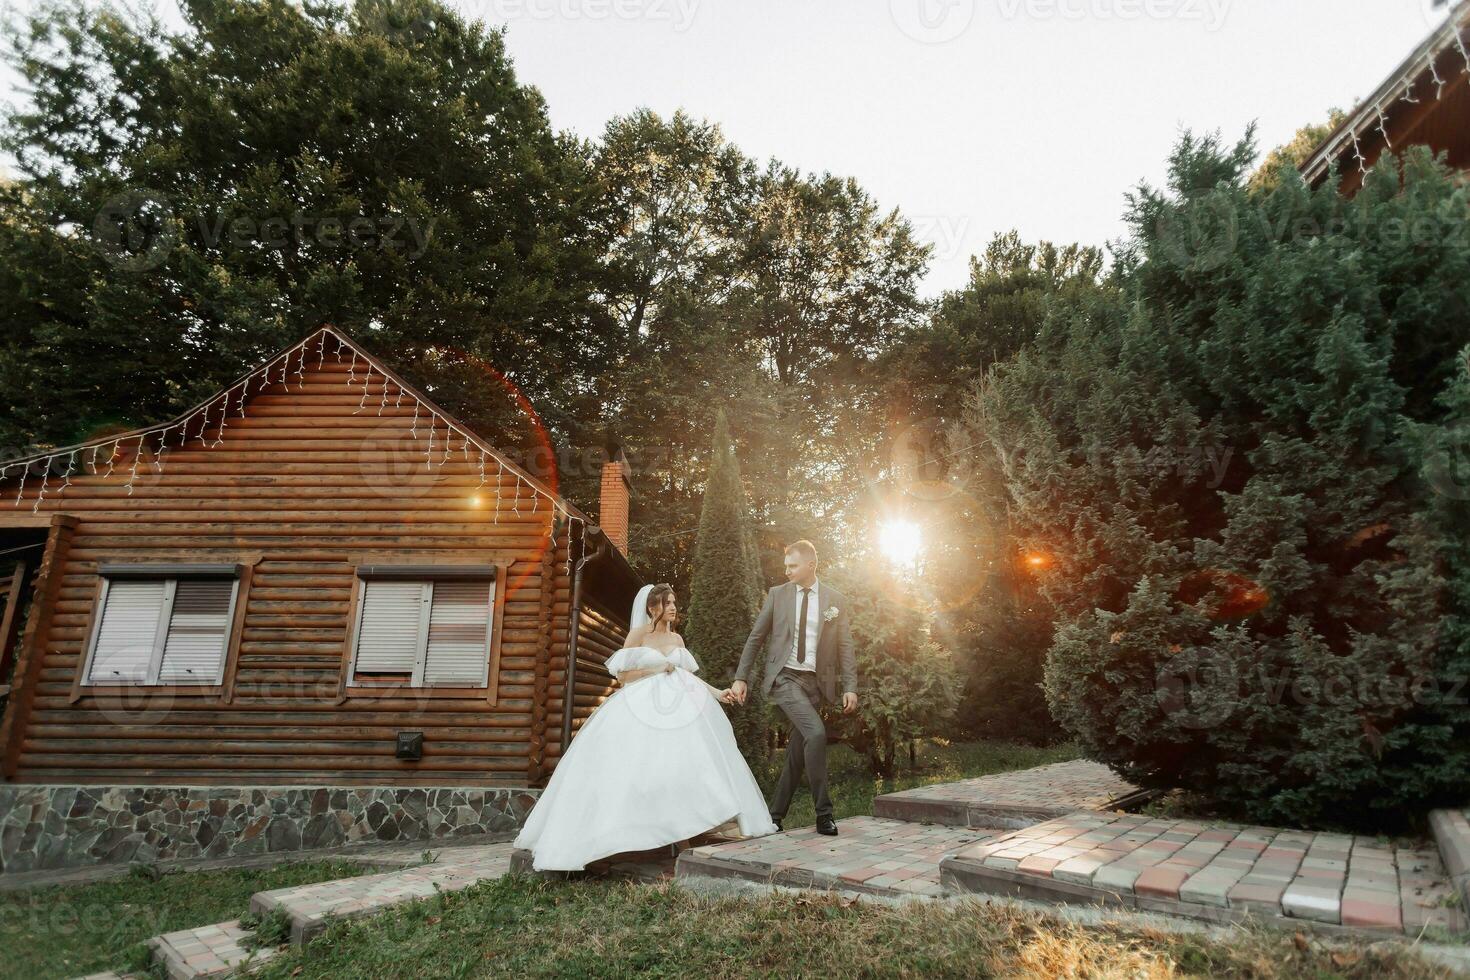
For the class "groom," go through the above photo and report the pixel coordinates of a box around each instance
[728,540,857,836]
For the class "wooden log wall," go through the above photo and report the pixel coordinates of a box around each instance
[544,597,620,768]
[0,355,579,787]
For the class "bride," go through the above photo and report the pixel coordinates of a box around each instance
[513,583,778,871]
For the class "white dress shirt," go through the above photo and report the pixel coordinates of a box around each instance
[784,579,821,673]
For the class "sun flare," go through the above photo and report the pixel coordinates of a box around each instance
[878,519,923,567]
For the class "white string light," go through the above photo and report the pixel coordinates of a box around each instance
[1454,25,1470,75]
[152,426,171,472]
[0,326,579,529]
[1374,103,1392,148]
[31,464,49,514]
[494,461,504,523]
[59,450,76,496]
[355,366,374,414]
[124,435,144,496]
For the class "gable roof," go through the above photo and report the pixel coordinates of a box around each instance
[0,325,592,525]
[1300,3,1470,190]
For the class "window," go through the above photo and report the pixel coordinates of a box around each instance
[348,566,496,688]
[82,565,241,686]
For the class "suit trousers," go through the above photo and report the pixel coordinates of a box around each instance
[769,667,831,820]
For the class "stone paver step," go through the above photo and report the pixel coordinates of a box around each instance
[873,760,1146,830]
[149,919,279,980]
[249,842,514,943]
[676,816,998,898]
[941,812,1468,938]
[1429,807,1470,912]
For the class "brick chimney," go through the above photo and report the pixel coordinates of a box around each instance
[599,452,631,557]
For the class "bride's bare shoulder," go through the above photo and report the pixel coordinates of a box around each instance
[622,625,649,649]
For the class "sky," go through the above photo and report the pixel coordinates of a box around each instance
[483,0,1447,294]
[1,0,1454,296]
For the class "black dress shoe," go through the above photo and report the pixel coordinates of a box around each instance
[816,817,838,836]
[771,817,783,832]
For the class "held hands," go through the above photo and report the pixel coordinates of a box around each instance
[727,680,748,706]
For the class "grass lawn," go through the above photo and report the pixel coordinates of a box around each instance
[766,737,1079,830]
[250,873,1458,979]
[0,858,372,979]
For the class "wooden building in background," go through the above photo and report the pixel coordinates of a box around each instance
[1301,2,1470,197]
[0,325,639,788]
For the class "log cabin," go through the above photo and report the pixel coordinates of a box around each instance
[0,325,641,871]
[1300,2,1470,197]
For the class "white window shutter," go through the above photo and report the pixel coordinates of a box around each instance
[158,579,235,684]
[89,580,166,683]
[422,580,493,686]
[355,580,428,675]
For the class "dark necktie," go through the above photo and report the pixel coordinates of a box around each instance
[797,587,811,664]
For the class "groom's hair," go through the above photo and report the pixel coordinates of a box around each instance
[784,540,818,563]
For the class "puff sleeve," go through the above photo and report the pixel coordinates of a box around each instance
[604,648,637,676]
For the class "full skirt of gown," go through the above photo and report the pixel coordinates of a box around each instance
[513,645,777,871]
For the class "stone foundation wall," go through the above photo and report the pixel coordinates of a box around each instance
[0,785,541,874]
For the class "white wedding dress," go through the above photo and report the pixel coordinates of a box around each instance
[514,643,778,871]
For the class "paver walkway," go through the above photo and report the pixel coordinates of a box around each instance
[149,919,277,980]
[676,816,996,898]
[874,760,1145,829]
[250,841,514,942]
[940,812,1467,936]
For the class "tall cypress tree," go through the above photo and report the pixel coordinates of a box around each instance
[685,410,769,769]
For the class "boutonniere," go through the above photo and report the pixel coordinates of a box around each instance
[822,606,839,622]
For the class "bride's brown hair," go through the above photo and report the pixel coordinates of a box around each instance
[645,584,676,630]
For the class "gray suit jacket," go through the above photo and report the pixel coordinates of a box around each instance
[735,581,858,705]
